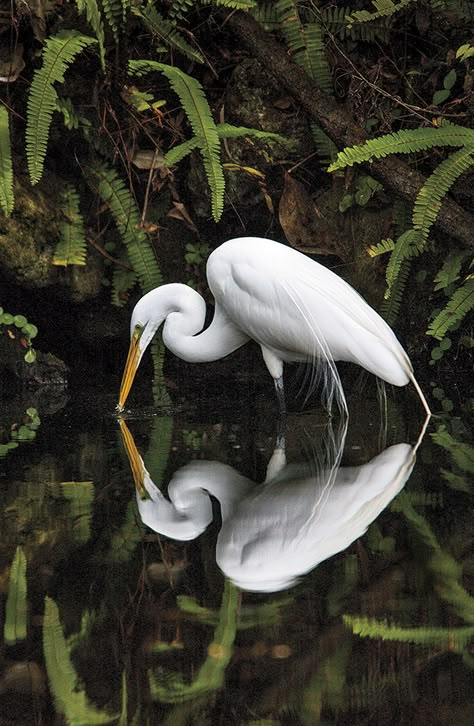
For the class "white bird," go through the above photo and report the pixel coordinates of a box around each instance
[119,418,419,593]
[117,237,430,415]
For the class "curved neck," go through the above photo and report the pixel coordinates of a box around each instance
[160,286,250,363]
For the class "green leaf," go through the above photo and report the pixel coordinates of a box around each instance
[432,89,450,106]
[43,597,118,724]
[0,105,14,216]
[53,184,87,266]
[87,164,162,294]
[23,323,38,338]
[443,69,457,90]
[327,125,474,171]
[4,547,28,645]
[130,60,224,221]
[26,30,97,185]
[24,349,36,363]
[427,276,474,339]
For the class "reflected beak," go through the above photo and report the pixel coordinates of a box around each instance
[118,418,148,499]
[117,333,141,411]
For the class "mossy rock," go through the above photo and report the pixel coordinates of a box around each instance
[0,176,103,302]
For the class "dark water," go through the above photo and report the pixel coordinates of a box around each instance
[0,377,472,725]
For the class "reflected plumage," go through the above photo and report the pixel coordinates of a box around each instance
[119,418,419,593]
[118,237,430,414]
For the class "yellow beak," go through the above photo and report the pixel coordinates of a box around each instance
[117,333,141,411]
[118,418,148,499]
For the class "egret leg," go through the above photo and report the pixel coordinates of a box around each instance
[274,375,286,415]
[274,376,287,450]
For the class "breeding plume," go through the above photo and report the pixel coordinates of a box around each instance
[117,237,430,414]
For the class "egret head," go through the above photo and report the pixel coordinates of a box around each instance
[117,295,160,411]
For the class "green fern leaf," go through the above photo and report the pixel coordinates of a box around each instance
[0,105,14,216]
[4,547,27,645]
[168,0,194,21]
[53,184,87,266]
[427,275,474,339]
[433,252,470,291]
[321,5,391,42]
[276,3,332,93]
[412,147,474,249]
[112,265,138,307]
[55,96,91,130]
[311,123,338,167]
[200,0,256,7]
[132,4,204,64]
[367,238,395,257]
[380,258,411,324]
[431,424,474,473]
[100,0,123,40]
[164,138,200,166]
[346,0,414,27]
[251,1,279,29]
[327,126,474,171]
[43,597,118,723]
[385,229,420,298]
[76,0,106,70]
[164,124,287,169]
[216,123,287,143]
[26,30,96,185]
[343,614,474,649]
[299,23,333,94]
[88,164,162,295]
[129,60,224,221]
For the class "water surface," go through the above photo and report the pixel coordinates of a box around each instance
[0,381,472,725]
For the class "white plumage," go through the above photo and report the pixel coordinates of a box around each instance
[118,237,430,414]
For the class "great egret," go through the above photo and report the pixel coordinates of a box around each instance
[117,237,430,415]
[119,418,419,592]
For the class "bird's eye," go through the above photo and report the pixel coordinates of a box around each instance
[133,323,144,340]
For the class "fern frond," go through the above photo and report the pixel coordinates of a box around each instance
[26,30,96,185]
[367,238,395,257]
[427,276,474,339]
[163,138,200,166]
[4,547,27,645]
[53,184,87,266]
[380,258,411,324]
[200,0,256,7]
[412,147,474,249]
[0,105,14,216]
[311,123,338,167]
[132,4,205,64]
[55,96,91,131]
[100,0,124,41]
[299,23,333,94]
[321,5,391,42]
[433,252,470,291]
[216,123,287,143]
[76,0,106,70]
[129,60,224,221]
[392,197,411,237]
[164,124,287,168]
[276,3,332,93]
[343,614,474,649]
[431,424,474,473]
[88,164,162,295]
[168,0,194,21]
[327,126,474,171]
[112,265,138,307]
[385,229,421,298]
[251,1,279,29]
[345,0,414,27]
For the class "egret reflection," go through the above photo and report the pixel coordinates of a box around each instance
[120,418,424,593]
